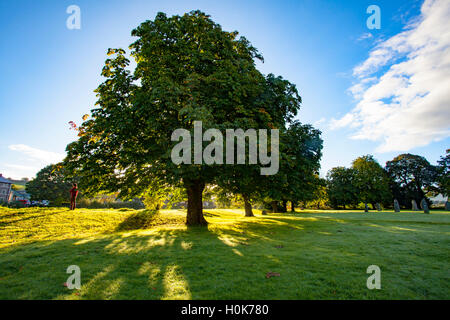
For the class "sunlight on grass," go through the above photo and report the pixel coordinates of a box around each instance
[1,207,449,299]
[162,265,191,300]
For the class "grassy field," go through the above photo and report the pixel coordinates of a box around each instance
[0,207,449,300]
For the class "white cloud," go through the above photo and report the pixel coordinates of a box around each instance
[314,117,327,127]
[5,164,36,171]
[8,144,65,164]
[356,32,373,41]
[332,0,450,152]
[1,144,66,179]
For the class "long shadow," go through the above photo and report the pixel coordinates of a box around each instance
[0,213,304,299]
[0,211,62,227]
[0,211,449,299]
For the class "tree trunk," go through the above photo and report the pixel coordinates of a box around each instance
[291,201,296,212]
[242,194,254,217]
[185,179,207,226]
[271,201,278,213]
[281,200,287,213]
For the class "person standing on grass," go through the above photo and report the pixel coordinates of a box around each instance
[69,183,79,210]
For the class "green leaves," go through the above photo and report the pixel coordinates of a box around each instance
[63,11,274,200]
[26,164,75,205]
[386,153,439,205]
[351,155,391,204]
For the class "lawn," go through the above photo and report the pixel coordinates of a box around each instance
[0,207,449,299]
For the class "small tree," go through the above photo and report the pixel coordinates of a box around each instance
[26,164,75,205]
[308,177,328,209]
[261,122,323,213]
[352,155,391,209]
[436,149,449,197]
[326,167,358,209]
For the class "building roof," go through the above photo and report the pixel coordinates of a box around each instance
[0,174,13,184]
[0,173,12,184]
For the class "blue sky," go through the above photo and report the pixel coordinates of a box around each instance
[0,0,448,179]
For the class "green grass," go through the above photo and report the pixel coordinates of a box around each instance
[12,184,25,191]
[0,207,449,299]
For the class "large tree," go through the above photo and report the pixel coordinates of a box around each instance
[385,153,437,207]
[215,75,302,217]
[63,11,298,225]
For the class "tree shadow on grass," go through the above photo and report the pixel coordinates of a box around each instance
[115,210,185,232]
[0,211,62,228]
[0,212,449,299]
[0,226,253,299]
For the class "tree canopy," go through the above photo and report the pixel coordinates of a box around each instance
[26,164,75,205]
[385,153,437,207]
[351,155,391,208]
[63,11,305,225]
[436,149,449,197]
[326,167,359,209]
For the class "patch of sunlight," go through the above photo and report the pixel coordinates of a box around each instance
[75,264,117,299]
[104,234,175,254]
[138,261,157,275]
[86,265,115,285]
[266,254,281,264]
[73,237,98,245]
[181,241,193,250]
[100,278,124,300]
[316,216,347,223]
[232,248,243,256]
[149,236,172,247]
[390,226,418,232]
[162,265,191,300]
[271,215,319,222]
[104,239,133,253]
[132,230,155,236]
[147,265,162,286]
[217,235,238,247]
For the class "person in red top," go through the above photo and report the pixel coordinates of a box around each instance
[69,183,79,210]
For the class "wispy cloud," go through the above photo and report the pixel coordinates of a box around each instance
[331,0,450,152]
[1,144,65,179]
[314,117,327,127]
[8,144,65,163]
[356,32,373,42]
[4,164,36,171]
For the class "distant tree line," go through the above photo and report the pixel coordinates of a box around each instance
[324,150,449,210]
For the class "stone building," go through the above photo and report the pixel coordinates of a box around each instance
[0,174,13,203]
